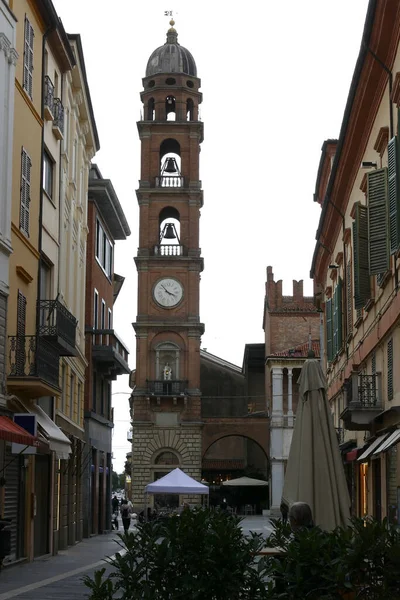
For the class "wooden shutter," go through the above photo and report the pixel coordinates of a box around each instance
[388,137,400,254]
[332,286,338,356]
[368,168,389,274]
[326,298,333,362]
[346,259,353,336]
[388,338,393,401]
[16,291,26,375]
[17,291,26,337]
[20,148,31,235]
[336,277,343,351]
[353,205,370,309]
[23,17,34,98]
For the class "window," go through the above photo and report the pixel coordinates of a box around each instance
[70,373,75,418]
[94,289,99,328]
[346,259,353,336]
[20,148,31,236]
[101,300,106,329]
[77,382,82,425]
[326,298,333,362]
[72,139,77,181]
[92,372,97,412]
[43,150,53,199]
[388,136,400,254]
[388,339,393,401]
[23,17,34,98]
[368,168,389,275]
[108,308,112,329]
[353,204,370,309]
[16,291,26,375]
[95,219,113,278]
[332,278,343,356]
[61,364,66,412]
[155,452,179,465]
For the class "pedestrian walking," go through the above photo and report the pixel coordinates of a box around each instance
[120,498,131,534]
[112,510,119,530]
[112,494,119,513]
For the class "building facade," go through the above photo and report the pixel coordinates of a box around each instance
[311,0,400,523]
[131,20,204,510]
[263,266,320,513]
[83,165,130,536]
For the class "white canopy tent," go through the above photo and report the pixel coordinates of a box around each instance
[222,476,268,487]
[145,468,209,495]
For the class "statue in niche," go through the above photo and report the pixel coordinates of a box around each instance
[163,362,172,380]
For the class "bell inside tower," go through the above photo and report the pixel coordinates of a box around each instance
[158,206,181,256]
[159,139,182,188]
[166,95,176,120]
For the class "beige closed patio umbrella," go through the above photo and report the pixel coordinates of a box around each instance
[282,355,350,530]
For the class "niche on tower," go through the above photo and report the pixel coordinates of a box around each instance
[148,340,188,399]
[155,206,182,256]
[157,138,182,188]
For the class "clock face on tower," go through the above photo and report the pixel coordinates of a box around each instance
[153,278,184,308]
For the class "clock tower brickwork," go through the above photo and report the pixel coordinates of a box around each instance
[131,21,204,508]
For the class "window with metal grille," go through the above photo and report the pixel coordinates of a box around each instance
[20,148,31,236]
[23,17,34,98]
[388,339,393,401]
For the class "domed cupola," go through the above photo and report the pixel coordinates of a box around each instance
[146,20,197,77]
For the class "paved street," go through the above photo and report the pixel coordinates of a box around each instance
[0,517,273,599]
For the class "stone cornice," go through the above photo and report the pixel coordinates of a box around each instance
[0,33,18,66]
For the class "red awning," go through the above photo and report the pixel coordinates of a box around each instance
[0,416,38,447]
[346,449,359,462]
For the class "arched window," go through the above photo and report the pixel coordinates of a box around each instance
[158,139,182,188]
[165,95,176,121]
[186,98,194,121]
[155,451,179,466]
[154,207,181,256]
[147,98,155,121]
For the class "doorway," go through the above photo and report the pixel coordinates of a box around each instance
[34,455,50,557]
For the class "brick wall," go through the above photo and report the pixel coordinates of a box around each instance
[264,266,320,355]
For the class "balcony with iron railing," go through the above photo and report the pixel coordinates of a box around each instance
[44,75,54,120]
[38,299,77,356]
[146,379,188,397]
[88,329,130,378]
[52,98,64,140]
[7,335,60,397]
[340,372,382,430]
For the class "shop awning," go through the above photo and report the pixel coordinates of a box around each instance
[0,416,38,447]
[18,401,71,460]
[373,429,400,455]
[357,433,389,462]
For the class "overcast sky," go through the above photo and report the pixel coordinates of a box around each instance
[53,0,369,471]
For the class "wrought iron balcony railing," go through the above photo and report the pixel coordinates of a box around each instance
[147,379,188,396]
[52,98,64,138]
[8,335,60,389]
[155,176,184,188]
[345,374,380,407]
[44,75,54,118]
[88,329,130,377]
[38,299,77,356]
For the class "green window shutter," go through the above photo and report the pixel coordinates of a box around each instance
[388,137,400,254]
[332,286,338,356]
[326,298,333,362]
[353,205,370,309]
[346,259,353,336]
[337,277,343,351]
[368,168,389,275]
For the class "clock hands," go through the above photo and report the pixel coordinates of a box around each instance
[161,285,176,297]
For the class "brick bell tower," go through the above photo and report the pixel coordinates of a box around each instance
[131,20,204,509]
